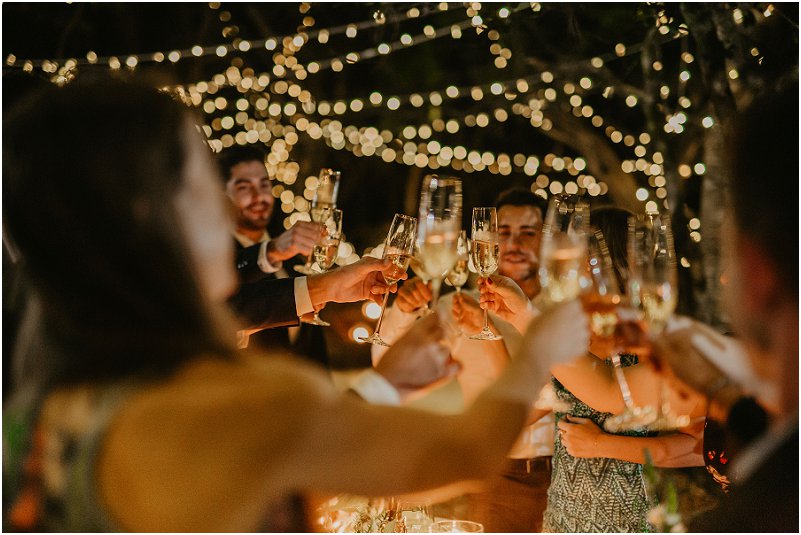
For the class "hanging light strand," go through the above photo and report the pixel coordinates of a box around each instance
[4,3,460,71]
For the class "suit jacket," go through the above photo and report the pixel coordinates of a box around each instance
[229,240,329,368]
[229,276,299,330]
[236,241,271,284]
[691,422,798,532]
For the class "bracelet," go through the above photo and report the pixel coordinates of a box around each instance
[703,375,732,400]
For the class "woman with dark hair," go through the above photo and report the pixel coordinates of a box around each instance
[542,207,708,532]
[2,80,589,532]
[479,206,708,532]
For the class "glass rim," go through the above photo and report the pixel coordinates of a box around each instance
[318,167,341,177]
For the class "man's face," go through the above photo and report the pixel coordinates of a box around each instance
[497,205,543,283]
[224,160,273,232]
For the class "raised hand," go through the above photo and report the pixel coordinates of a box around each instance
[307,257,407,307]
[266,221,324,263]
[376,313,461,392]
[478,276,528,317]
[395,277,432,313]
[452,291,489,334]
[477,275,538,333]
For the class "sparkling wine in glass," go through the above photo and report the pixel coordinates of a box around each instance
[445,230,470,293]
[418,174,462,309]
[629,212,679,335]
[359,214,417,346]
[469,207,502,341]
[582,228,622,343]
[303,209,343,327]
[538,195,590,306]
[295,168,341,275]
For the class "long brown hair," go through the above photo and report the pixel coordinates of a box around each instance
[3,79,235,392]
[590,206,634,293]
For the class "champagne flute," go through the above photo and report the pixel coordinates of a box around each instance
[417,174,462,309]
[303,209,343,326]
[605,212,687,432]
[628,212,678,335]
[359,214,417,346]
[584,227,657,432]
[469,207,502,341]
[295,168,341,275]
[538,195,589,306]
[445,230,469,293]
[630,212,688,431]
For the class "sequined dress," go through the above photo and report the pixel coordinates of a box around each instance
[542,355,652,533]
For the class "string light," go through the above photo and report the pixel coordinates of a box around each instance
[70,5,729,250]
[6,3,463,72]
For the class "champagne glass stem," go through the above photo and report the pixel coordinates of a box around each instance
[431,278,442,308]
[482,307,489,332]
[656,379,670,420]
[372,291,391,336]
[611,354,637,411]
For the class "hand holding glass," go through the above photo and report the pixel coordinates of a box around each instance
[303,209,343,326]
[469,207,502,341]
[359,214,417,346]
[296,168,340,275]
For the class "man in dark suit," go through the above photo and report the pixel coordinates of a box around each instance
[653,84,797,532]
[218,145,329,365]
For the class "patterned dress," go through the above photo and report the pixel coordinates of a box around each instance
[542,355,652,533]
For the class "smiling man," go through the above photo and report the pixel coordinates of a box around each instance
[219,146,322,283]
[218,145,327,363]
[495,188,547,300]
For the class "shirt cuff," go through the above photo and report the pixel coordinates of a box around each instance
[236,330,250,349]
[257,241,283,274]
[349,369,402,406]
[294,276,314,317]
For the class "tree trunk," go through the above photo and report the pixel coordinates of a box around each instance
[697,125,728,327]
[682,3,739,326]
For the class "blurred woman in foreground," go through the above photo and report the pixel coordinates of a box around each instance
[2,80,588,532]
